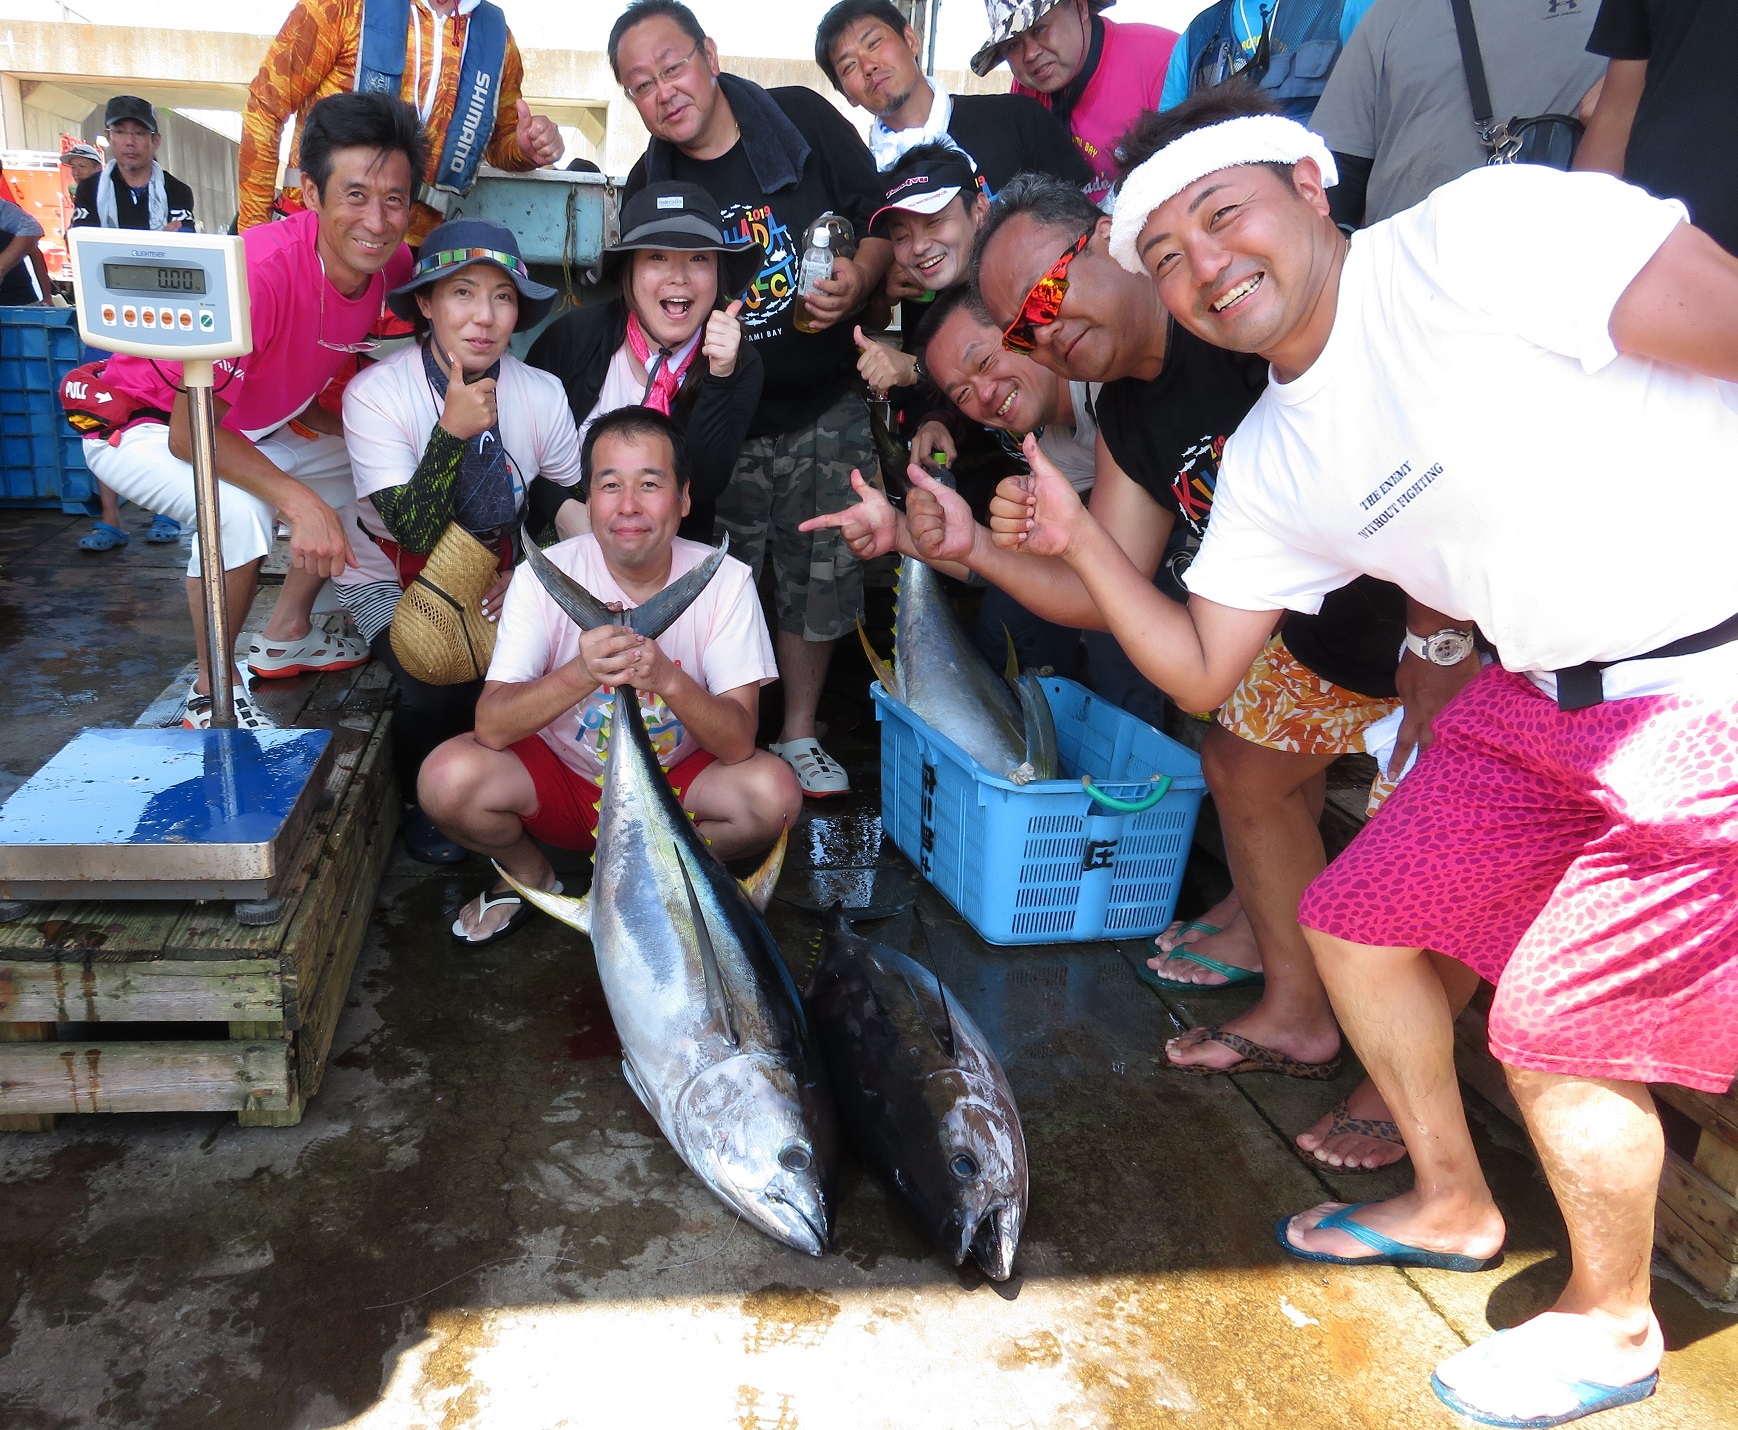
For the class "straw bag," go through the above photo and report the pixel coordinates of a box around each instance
[389,523,501,685]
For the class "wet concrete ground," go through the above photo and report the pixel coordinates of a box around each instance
[1,509,1734,1429]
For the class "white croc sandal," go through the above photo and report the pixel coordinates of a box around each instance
[181,679,276,731]
[245,628,369,680]
[770,737,850,798]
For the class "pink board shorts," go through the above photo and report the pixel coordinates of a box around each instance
[1298,665,1738,1093]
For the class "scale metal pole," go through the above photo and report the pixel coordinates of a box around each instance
[182,357,235,730]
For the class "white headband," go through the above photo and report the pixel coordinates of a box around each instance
[1107,116,1338,275]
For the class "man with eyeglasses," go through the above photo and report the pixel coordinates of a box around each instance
[1157,0,1378,123]
[78,93,419,729]
[608,0,893,799]
[968,0,1178,206]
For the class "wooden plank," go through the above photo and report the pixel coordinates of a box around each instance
[1695,1129,1738,1197]
[0,1023,57,1131]
[1655,1083,1738,1149]
[0,901,181,959]
[0,1039,294,1115]
[1655,1200,1738,1301]
[0,959,283,1024]
[1660,1148,1738,1264]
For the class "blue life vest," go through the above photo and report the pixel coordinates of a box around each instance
[1181,0,1345,123]
[355,0,509,194]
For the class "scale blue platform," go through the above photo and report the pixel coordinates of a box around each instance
[0,727,334,903]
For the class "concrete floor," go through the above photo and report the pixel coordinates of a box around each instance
[0,508,1734,1430]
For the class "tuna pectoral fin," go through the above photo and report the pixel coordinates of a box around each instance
[495,862,592,935]
[676,852,739,1048]
[522,534,617,630]
[900,910,957,1060]
[626,537,729,639]
[1003,625,1021,687]
[1016,672,1059,782]
[857,617,898,699]
[738,823,788,914]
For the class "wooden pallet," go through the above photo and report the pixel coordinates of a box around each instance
[0,655,398,1130]
[1170,712,1738,1301]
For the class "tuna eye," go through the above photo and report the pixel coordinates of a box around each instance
[779,1143,812,1173]
[949,1153,978,1181]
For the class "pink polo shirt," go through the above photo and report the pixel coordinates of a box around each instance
[102,211,413,442]
[1014,18,1179,206]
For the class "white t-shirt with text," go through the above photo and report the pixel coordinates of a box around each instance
[1184,165,1738,700]
[487,535,778,779]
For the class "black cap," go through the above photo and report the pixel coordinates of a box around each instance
[104,95,159,134]
[869,150,982,237]
[387,218,559,332]
[602,181,766,300]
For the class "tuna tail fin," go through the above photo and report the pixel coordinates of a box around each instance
[521,531,618,630]
[624,536,730,638]
[522,532,730,638]
[738,823,788,914]
[494,862,592,935]
[1016,672,1058,782]
[676,849,739,1048]
[857,616,899,699]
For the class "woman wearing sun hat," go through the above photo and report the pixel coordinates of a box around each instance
[338,216,585,864]
[528,179,763,542]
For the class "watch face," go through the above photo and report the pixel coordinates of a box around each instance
[1425,631,1474,665]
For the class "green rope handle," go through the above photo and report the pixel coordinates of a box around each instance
[1081,773,1173,814]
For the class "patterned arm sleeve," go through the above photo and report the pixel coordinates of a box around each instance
[370,424,466,552]
[239,0,346,231]
[483,36,536,172]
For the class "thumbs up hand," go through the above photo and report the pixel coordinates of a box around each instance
[514,98,565,167]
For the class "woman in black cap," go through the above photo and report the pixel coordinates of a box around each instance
[338,217,585,863]
[529,180,763,541]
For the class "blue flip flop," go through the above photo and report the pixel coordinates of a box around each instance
[1137,922,1267,992]
[1431,1331,1659,1427]
[1274,1202,1503,1272]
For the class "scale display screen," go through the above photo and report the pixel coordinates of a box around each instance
[103,261,208,295]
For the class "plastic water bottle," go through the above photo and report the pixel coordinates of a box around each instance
[792,226,833,334]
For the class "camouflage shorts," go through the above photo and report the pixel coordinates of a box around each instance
[715,389,872,641]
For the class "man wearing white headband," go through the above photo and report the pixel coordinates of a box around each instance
[996,88,1738,1428]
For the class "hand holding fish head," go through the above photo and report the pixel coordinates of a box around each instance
[905,464,979,564]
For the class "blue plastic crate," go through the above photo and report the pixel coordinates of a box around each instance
[0,309,91,512]
[872,676,1207,946]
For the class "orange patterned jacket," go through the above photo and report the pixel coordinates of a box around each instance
[239,0,536,246]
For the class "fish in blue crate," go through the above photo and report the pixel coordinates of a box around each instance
[805,905,1028,1280]
[502,538,839,1257]
[861,554,1058,785]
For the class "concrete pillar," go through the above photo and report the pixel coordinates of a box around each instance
[0,74,24,151]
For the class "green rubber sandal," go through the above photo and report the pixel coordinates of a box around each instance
[1133,922,1265,992]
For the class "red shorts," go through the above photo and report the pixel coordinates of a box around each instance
[508,735,717,853]
[1297,665,1738,1093]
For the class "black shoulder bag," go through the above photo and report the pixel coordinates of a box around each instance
[1449,0,1583,169]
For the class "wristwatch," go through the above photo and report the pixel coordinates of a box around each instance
[1404,628,1477,666]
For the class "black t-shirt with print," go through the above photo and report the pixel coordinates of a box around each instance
[70,170,197,231]
[626,87,883,438]
[1589,0,1738,254]
[1097,321,1406,698]
[946,94,1094,194]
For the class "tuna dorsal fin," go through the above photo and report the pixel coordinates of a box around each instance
[522,533,617,630]
[738,823,788,913]
[907,905,956,1058]
[494,862,592,935]
[1016,671,1059,782]
[857,616,898,699]
[676,850,738,1048]
[625,537,730,639]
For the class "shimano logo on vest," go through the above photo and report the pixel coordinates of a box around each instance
[447,72,493,177]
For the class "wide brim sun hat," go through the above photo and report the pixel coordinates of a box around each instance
[387,217,558,332]
[389,524,502,685]
[601,180,766,303]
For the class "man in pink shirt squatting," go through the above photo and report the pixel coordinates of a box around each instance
[969,0,1178,206]
[420,407,803,945]
[81,93,420,728]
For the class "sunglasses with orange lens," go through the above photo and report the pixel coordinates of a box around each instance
[1002,232,1090,353]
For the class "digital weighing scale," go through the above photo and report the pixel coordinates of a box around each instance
[0,229,334,924]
